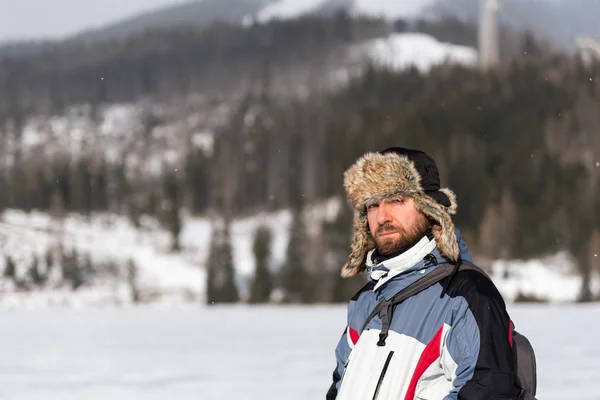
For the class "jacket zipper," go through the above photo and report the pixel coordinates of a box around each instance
[339,352,352,383]
[372,351,395,400]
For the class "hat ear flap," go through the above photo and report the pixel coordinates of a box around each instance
[413,194,459,261]
[342,212,374,277]
[439,188,458,215]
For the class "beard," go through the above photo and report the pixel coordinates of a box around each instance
[374,213,431,257]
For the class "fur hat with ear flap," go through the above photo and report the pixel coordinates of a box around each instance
[341,147,459,278]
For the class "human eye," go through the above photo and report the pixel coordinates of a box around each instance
[366,202,378,210]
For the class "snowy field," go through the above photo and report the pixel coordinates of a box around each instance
[0,304,598,400]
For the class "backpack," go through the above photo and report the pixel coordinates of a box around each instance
[360,260,538,400]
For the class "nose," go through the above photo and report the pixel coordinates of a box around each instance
[376,202,392,225]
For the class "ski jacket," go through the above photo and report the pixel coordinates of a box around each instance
[326,233,520,400]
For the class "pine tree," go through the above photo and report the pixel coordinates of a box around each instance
[248,225,273,303]
[184,148,211,214]
[206,218,239,304]
[29,255,45,286]
[83,252,94,277]
[127,259,140,303]
[44,248,54,276]
[71,264,83,291]
[163,171,183,252]
[277,206,311,303]
[61,248,73,284]
[50,188,66,221]
[3,255,16,280]
[62,249,83,290]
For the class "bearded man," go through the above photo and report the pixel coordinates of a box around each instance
[326,147,526,400]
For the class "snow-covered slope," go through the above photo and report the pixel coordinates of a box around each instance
[490,253,600,303]
[0,198,342,308]
[1,197,596,307]
[249,0,593,52]
[0,210,205,307]
[256,0,329,22]
[349,0,439,20]
[253,0,441,22]
[4,98,229,179]
[348,32,477,72]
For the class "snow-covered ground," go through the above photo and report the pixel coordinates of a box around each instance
[329,32,477,85]
[252,0,441,23]
[491,253,600,303]
[256,0,329,22]
[349,32,477,73]
[0,304,598,400]
[0,208,206,307]
[1,197,597,307]
[0,198,342,307]
[350,0,440,20]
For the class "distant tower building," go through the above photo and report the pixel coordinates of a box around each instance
[478,0,500,70]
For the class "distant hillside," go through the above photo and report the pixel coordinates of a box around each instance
[72,0,273,43]
[0,0,274,58]
[88,0,600,52]
[0,40,60,58]
[254,0,600,51]
[0,15,389,115]
[1,0,598,59]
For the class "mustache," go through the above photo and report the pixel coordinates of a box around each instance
[376,224,400,235]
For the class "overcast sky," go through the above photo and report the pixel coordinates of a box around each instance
[0,0,190,42]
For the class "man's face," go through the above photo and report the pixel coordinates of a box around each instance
[366,197,431,256]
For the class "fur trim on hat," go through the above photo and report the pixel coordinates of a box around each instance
[341,152,459,278]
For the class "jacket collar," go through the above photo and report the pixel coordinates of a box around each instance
[366,235,437,292]
[364,228,473,300]
[369,247,450,300]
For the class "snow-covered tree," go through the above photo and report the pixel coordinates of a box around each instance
[206,217,239,304]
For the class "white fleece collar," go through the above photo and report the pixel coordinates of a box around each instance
[366,236,437,291]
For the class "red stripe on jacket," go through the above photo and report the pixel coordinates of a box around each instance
[404,326,444,400]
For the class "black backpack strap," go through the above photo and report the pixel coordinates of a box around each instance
[455,259,491,278]
[360,263,459,343]
[439,259,491,297]
[359,260,493,346]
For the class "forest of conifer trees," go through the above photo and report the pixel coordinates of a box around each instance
[1,14,599,303]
